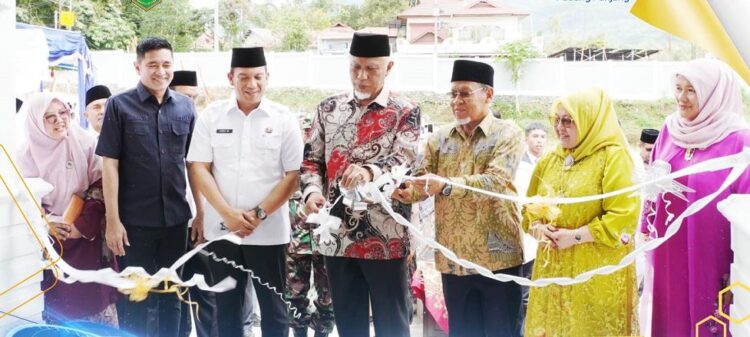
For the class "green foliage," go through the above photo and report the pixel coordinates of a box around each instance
[495,40,539,86]
[127,0,210,52]
[16,0,410,52]
[81,2,136,50]
[16,0,57,26]
[357,0,408,28]
[265,3,330,52]
[17,0,135,51]
[279,17,310,52]
[218,0,255,49]
[335,4,364,30]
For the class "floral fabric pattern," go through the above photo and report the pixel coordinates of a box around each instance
[301,91,421,260]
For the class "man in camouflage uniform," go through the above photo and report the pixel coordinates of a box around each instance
[286,117,335,337]
[286,189,335,337]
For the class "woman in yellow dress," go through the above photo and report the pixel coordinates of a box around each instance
[523,88,639,337]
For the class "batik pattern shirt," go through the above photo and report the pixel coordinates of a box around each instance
[301,89,421,260]
[416,114,525,275]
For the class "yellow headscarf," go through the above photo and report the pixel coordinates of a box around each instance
[551,88,631,163]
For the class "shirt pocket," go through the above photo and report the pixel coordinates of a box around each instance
[258,132,282,158]
[170,121,191,155]
[211,134,236,164]
[124,122,151,155]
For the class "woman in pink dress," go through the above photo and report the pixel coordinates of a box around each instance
[641,59,750,336]
[17,92,119,326]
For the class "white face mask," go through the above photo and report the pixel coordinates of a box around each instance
[354,90,371,100]
[455,117,471,126]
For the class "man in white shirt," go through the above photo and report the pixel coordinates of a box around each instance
[514,122,546,198]
[513,121,547,336]
[187,47,304,337]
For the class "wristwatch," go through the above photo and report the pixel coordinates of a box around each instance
[574,228,582,243]
[254,206,267,220]
[440,183,452,196]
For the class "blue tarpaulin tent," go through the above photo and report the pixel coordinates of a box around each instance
[16,23,95,127]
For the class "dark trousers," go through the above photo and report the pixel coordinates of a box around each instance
[120,224,188,337]
[518,260,534,337]
[442,265,523,337]
[207,241,289,337]
[325,256,411,337]
[178,238,219,337]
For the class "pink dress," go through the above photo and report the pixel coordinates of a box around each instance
[641,127,750,336]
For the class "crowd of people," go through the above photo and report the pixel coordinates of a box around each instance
[14,32,750,337]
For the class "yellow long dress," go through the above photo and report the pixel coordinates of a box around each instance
[523,88,640,337]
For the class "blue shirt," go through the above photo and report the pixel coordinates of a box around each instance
[96,82,195,228]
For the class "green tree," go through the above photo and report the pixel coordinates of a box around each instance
[281,19,309,51]
[78,2,136,50]
[335,4,363,29]
[219,0,256,49]
[121,0,210,52]
[17,0,135,51]
[496,40,540,113]
[16,0,58,26]
[265,3,330,52]
[358,0,408,28]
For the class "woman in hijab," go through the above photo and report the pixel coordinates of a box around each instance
[16,92,119,326]
[523,88,640,336]
[640,59,750,337]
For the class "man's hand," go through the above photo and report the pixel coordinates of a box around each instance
[221,207,255,237]
[392,180,416,204]
[242,210,262,228]
[105,218,129,256]
[305,192,327,215]
[340,164,372,190]
[191,212,205,244]
[411,174,445,197]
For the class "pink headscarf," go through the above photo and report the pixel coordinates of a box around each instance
[16,93,102,218]
[666,59,749,149]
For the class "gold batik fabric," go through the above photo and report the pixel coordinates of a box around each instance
[417,115,525,276]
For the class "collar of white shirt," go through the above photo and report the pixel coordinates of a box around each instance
[227,93,275,117]
[524,150,539,165]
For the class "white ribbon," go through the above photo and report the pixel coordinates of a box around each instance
[308,206,342,246]
[407,148,750,206]
[14,147,750,291]
[311,147,750,287]
[40,230,240,293]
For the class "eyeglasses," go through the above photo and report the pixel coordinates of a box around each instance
[447,87,485,99]
[550,116,575,128]
[44,107,71,124]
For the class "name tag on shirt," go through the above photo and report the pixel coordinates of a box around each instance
[216,129,233,134]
